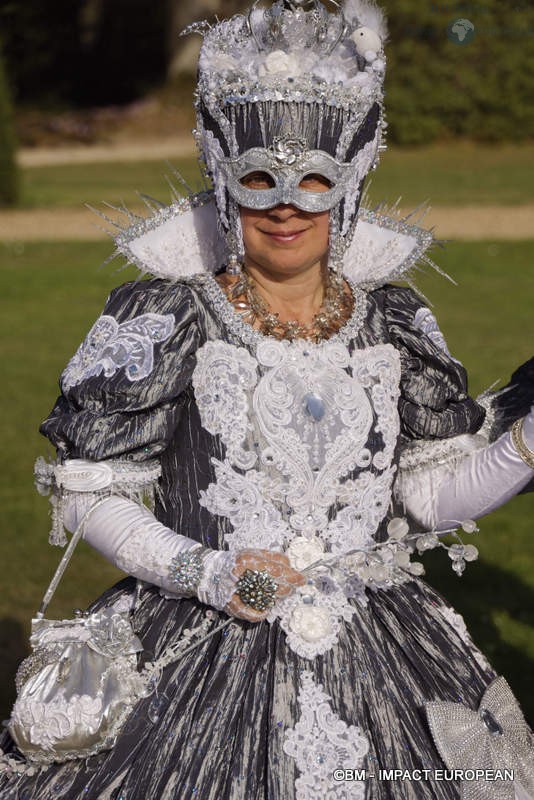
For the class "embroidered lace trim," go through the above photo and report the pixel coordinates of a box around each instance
[413,306,461,364]
[194,340,402,657]
[283,671,369,799]
[398,433,488,473]
[35,457,162,547]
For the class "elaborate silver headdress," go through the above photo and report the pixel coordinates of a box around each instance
[189,0,388,272]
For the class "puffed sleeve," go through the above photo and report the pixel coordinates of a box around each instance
[380,285,486,441]
[40,278,200,461]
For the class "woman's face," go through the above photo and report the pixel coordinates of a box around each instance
[239,172,331,279]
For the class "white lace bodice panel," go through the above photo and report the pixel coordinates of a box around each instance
[193,336,401,659]
[193,338,401,556]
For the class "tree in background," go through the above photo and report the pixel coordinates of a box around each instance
[76,0,168,106]
[0,0,533,143]
[385,0,534,144]
[0,0,84,106]
[0,44,18,206]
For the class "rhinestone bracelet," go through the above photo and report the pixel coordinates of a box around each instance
[168,547,210,596]
[511,417,534,470]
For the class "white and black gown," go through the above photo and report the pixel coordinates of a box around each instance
[1,203,533,799]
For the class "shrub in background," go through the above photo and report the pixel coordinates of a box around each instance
[0,0,534,144]
[385,0,534,144]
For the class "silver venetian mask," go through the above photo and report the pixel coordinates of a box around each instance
[220,138,354,213]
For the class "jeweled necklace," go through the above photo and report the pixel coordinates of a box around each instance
[224,265,354,342]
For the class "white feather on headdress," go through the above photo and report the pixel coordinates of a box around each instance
[343,0,389,42]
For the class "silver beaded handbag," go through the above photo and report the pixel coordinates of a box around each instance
[7,507,145,765]
[6,504,230,768]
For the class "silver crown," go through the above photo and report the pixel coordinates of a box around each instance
[249,0,347,55]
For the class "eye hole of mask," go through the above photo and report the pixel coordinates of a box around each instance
[239,171,276,190]
[298,173,333,192]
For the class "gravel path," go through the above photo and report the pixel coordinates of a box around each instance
[18,138,196,167]
[1,204,532,241]
[5,140,534,241]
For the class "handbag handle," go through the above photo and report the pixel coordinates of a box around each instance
[36,497,111,619]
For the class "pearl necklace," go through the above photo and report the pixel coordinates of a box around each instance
[224,266,354,342]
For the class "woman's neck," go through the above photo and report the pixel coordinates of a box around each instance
[216,259,354,341]
[240,260,326,325]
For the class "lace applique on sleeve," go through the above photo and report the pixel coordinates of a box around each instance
[61,313,175,391]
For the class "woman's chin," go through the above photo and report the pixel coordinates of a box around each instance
[246,250,328,279]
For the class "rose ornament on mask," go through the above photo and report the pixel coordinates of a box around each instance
[270,136,308,166]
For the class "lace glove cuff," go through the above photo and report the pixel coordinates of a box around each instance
[197,550,238,611]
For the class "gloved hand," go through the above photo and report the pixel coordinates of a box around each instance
[225,549,305,622]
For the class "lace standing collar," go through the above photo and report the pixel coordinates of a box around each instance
[107,190,441,291]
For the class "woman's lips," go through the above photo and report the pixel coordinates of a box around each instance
[260,228,308,244]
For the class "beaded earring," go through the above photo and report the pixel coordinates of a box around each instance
[328,211,345,274]
[227,254,242,275]
[225,206,243,275]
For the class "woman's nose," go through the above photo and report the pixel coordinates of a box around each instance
[267,204,299,221]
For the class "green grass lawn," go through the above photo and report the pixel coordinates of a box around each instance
[19,141,534,210]
[0,239,533,723]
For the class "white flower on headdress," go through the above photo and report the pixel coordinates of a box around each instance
[311,61,346,86]
[354,71,371,85]
[372,58,385,74]
[260,49,299,76]
[289,604,332,642]
[211,52,239,73]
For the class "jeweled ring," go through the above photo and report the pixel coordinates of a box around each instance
[236,569,279,612]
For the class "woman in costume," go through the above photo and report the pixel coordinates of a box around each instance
[1,1,533,798]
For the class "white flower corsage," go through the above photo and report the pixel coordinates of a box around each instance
[286,536,325,571]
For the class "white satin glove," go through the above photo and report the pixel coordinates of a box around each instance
[63,493,304,622]
[522,405,534,449]
[399,406,534,531]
